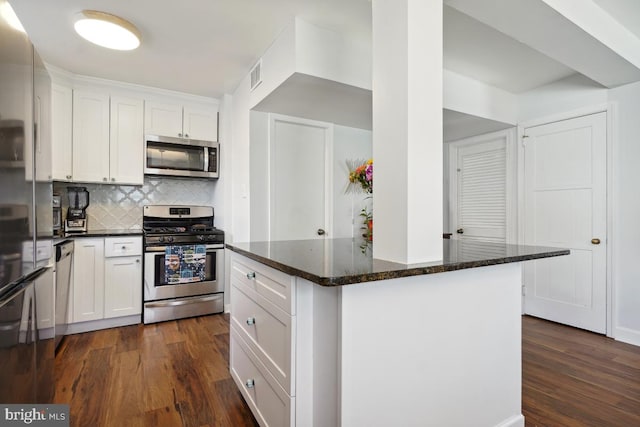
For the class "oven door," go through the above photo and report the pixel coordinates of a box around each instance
[144,244,224,301]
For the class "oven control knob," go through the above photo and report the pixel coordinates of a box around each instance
[167,236,174,243]
[158,236,165,243]
[197,235,205,241]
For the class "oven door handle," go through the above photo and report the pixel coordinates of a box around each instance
[145,245,224,252]
[145,294,222,308]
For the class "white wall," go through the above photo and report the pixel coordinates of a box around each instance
[608,81,640,345]
[249,111,270,242]
[517,74,608,123]
[229,73,251,243]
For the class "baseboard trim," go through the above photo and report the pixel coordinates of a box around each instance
[224,303,231,313]
[496,414,525,427]
[66,315,141,334]
[615,326,640,347]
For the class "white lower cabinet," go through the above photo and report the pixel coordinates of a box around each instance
[71,236,142,326]
[104,254,142,318]
[72,238,105,322]
[230,252,297,427]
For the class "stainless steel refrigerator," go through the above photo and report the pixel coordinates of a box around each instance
[0,0,54,404]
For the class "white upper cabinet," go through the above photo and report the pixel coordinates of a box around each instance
[72,89,110,183]
[110,96,144,185]
[71,88,144,185]
[51,83,73,181]
[183,105,218,141]
[145,100,218,141]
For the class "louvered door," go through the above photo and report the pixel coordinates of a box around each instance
[451,134,508,243]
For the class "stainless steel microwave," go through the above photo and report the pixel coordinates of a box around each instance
[144,135,219,179]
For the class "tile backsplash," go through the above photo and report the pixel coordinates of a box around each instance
[54,177,217,230]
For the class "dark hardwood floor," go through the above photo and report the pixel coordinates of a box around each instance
[54,314,258,427]
[523,315,640,427]
[54,314,640,427]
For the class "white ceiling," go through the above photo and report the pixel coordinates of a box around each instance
[10,0,372,98]
[9,0,640,137]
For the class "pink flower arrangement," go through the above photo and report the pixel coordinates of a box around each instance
[347,159,373,194]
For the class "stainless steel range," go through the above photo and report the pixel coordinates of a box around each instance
[142,205,224,324]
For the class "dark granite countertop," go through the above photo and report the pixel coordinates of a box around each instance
[226,238,570,286]
[58,229,143,239]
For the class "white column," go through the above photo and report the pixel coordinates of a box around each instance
[372,0,443,264]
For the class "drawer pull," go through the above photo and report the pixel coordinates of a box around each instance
[245,379,255,388]
[121,245,126,250]
[246,271,256,280]
[246,317,255,326]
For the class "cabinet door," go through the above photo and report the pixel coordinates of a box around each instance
[33,63,52,182]
[183,105,218,141]
[110,95,144,185]
[104,255,142,318]
[72,89,110,183]
[144,101,183,138]
[51,83,73,181]
[72,238,105,323]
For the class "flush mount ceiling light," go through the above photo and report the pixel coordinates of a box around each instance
[74,10,141,51]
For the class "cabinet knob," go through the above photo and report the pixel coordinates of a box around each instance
[246,317,255,326]
[111,177,115,182]
[66,175,72,179]
[591,238,601,245]
[178,133,183,137]
[245,379,255,389]
[103,177,107,182]
[136,259,140,263]
[121,246,126,250]
[184,133,189,138]
[246,271,256,280]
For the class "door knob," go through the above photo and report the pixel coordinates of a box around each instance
[456,228,464,234]
[591,238,601,245]
[317,229,326,236]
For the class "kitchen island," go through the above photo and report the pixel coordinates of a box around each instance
[226,238,569,427]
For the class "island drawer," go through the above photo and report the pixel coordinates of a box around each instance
[231,253,296,315]
[231,326,293,427]
[231,281,294,395]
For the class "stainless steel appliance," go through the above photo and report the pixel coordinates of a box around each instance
[144,134,220,179]
[53,240,73,351]
[143,205,224,324]
[1,1,54,403]
[65,186,89,232]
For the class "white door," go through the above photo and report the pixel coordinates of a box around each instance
[110,95,144,185]
[269,115,332,241]
[449,130,513,243]
[522,112,607,333]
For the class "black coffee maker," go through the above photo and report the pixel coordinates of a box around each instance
[65,187,89,232]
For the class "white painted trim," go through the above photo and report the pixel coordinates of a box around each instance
[614,326,640,347]
[45,63,220,105]
[447,128,517,243]
[66,315,140,334]
[496,414,525,427]
[606,102,617,338]
[517,104,614,336]
[267,113,334,240]
[517,103,609,129]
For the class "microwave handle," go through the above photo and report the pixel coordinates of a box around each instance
[204,147,210,172]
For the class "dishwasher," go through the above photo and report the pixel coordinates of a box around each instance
[54,240,73,351]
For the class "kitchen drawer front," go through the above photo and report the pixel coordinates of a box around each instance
[231,327,294,427]
[104,236,142,257]
[231,253,295,315]
[231,281,294,395]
